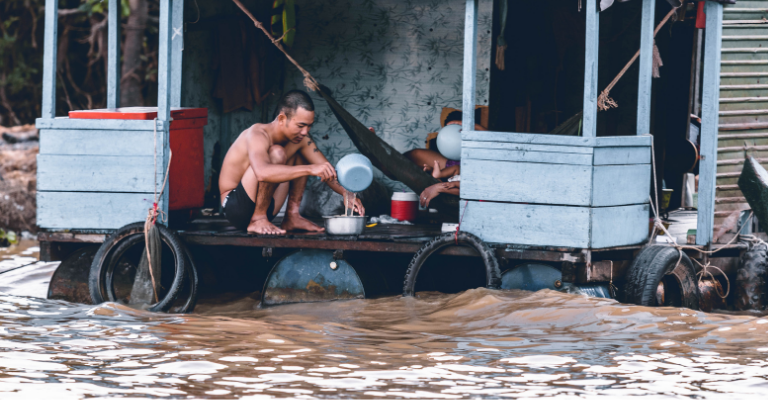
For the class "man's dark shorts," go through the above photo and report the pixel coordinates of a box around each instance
[223,182,275,230]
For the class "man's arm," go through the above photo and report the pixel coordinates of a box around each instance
[300,137,365,215]
[299,136,347,194]
[248,131,335,183]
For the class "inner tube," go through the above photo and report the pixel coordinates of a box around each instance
[403,232,501,297]
[89,222,193,313]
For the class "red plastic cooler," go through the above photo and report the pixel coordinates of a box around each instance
[68,107,207,211]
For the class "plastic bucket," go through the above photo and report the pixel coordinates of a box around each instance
[336,153,373,192]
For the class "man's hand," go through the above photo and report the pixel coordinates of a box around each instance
[351,197,365,216]
[420,183,448,208]
[309,162,337,183]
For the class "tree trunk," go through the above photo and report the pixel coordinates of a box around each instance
[120,0,147,106]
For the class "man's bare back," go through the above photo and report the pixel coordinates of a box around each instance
[218,90,364,235]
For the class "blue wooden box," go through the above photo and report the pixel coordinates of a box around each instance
[36,118,166,230]
[459,131,651,248]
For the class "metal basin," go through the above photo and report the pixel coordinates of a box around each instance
[324,216,366,235]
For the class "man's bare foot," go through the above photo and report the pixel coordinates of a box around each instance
[247,218,286,235]
[281,213,325,232]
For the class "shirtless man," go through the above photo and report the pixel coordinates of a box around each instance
[219,90,365,235]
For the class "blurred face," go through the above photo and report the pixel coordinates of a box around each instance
[279,107,315,143]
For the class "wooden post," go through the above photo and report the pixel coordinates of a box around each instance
[636,0,655,135]
[170,0,184,107]
[41,0,59,118]
[696,1,723,246]
[107,0,121,109]
[157,0,174,219]
[462,0,478,131]
[582,0,599,138]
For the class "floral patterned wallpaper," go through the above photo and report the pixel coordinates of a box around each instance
[288,0,493,190]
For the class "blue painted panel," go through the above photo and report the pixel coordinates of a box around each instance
[37,192,153,230]
[36,118,161,131]
[461,148,593,165]
[462,131,652,148]
[591,204,650,248]
[591,164,652,207]
[463,130,594,146]
[460,200,591,247]
[461,159,593,205]
[37,155,158,193]
[593,146,651,165]
[463,140,594,154]
[594,135,653,147]
[40,129,158,156]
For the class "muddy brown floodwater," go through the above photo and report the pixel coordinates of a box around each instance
[2,242,768,399]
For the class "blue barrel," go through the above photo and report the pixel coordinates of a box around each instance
[336,153,373,192]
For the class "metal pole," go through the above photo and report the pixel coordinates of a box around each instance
[582,0,599,138]
[636,0,656,135]
[107,0,121,109]
[41,0,59,118]
[462,0,478,131]
[157,0,174,220]
[696,1,724,246]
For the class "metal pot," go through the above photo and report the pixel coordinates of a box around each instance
[324,216,366,235]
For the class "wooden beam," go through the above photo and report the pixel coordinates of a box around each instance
[41,0,59,118]
[171,0,184,107]
[582,0,599,138]
[697,1,724,246]
[107,0,120,109]
[157,0,173,122]
[636,0,655,135]
[462,0,478,130]
[157,0,174,220]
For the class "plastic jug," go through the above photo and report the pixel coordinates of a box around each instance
[336,153,373,192]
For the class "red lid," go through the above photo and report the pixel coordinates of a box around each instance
[68,107,208,120]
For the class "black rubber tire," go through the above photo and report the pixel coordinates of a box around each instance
[171,241,199,314]
[89,222,187,313]
[734,243,768,311]
[403,232,501,297]
[623,245,700,310]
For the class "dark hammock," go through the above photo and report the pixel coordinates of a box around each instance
[231,0,458,215]
[316,85,459,214]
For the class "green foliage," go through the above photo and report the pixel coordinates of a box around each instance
[0,0,45,125]
[0,229,19,246]
[0,0,156,126]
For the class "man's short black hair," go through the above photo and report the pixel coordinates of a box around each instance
[444,109,481,126]
[276,90,315,119]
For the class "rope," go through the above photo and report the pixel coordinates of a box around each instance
[646,136,739,300]
[231,0,319,92]
[456,200,469,245]
[144,119,173,303]
[597,8,677,111]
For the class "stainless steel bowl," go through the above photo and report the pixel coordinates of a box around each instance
[324,216,366,235]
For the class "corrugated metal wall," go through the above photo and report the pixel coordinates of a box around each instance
[715,1,768,239]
